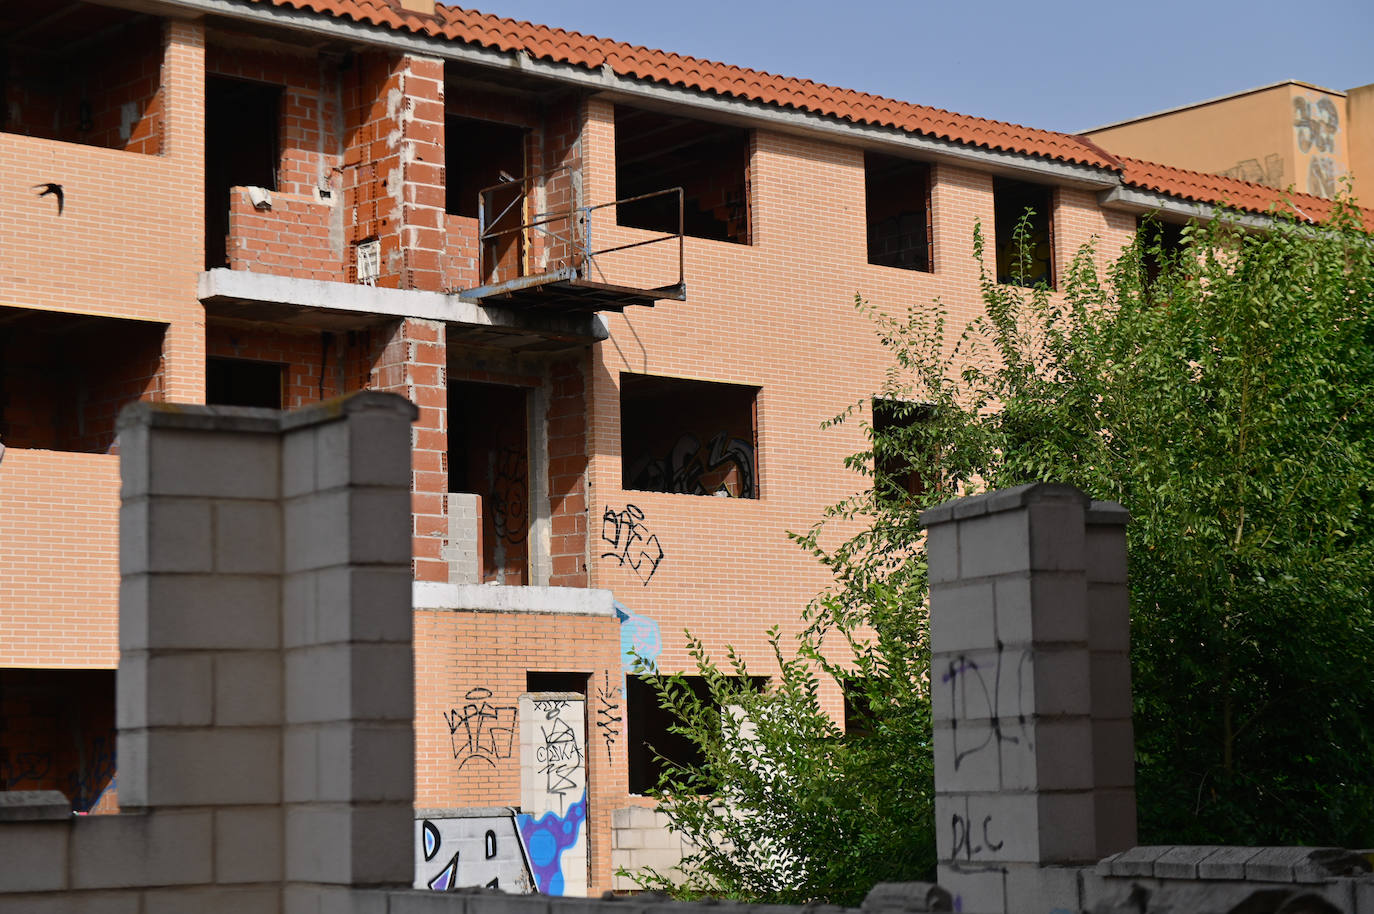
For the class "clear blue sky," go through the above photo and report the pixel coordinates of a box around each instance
[466,0,1372,134]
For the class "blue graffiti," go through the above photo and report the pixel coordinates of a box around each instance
[615,601,662,671]
[516,790,587,895]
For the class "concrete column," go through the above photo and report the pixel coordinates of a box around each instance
[279,393,417,887]
[115,392,418,900]
[921,483,1136,914]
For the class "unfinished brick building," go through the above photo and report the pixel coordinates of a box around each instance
[0,0,1355,896]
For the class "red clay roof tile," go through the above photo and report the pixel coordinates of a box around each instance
[244,1,1370,225]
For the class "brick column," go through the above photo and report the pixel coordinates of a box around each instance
[343,51,445,291]
[548,357,589,587]
[921,483,1136,914]
[371,317,448,582]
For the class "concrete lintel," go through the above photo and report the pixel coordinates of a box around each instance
[0,790,71,821]
[118,392,418,435]
[414,806,519,819]
[157,0,1121,191]
[198,269,609,343]
[1097,185,1276,230]
[412,582,616,616]
[920,482,1089,527]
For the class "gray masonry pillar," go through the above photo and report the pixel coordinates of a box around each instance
[116,392,418,907]
[921,483,1135,914]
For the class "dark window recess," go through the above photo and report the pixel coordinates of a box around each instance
[449,381,530,585]
[626,675,766,795]
[445,116,528,218]
[873,398,936,503]
[615,105,751,244]
[206,357,284,409]
[0,668,116,812]
[866,153,932,271]
[0,309,165,454]
[526,672,589,695]
[205,76,283,268]
[994,178,1054,288]
[1138,216,1189,284]
[620,373,759,498]
[842,679,874,739]
[0,4,163,154]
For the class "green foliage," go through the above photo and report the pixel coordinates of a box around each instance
[630,199,1374,903]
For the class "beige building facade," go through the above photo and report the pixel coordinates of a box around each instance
[1084,80,1374,203]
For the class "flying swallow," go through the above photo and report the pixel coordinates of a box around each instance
[33,183,64,215]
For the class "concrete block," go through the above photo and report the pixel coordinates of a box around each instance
[1084,520,1128,584]
[999,718,1092,792]
[347,489,413,565]
[341,410,414,490]
[1086,583,1130,652]
[926,524,959,585]
[285,490,352,572]
[283,727,319,803]
[931,649,1009,723]
[935,864,1004,914]
[285,802,413,886]
[119,421,151,498]
[115,729,149,809]
[1088,653,1133,719]
[0,892,141,914]
[994,572,1090,646]
[1245,845,1317,883]
[0,820,70,891]
[117,653,213,729]
[134,574,280,651]
[929,580,995,653]
[388,890,478,914]
[316,723,414,803]
[1093,789,1137,857]
[1152,845,1224,879]
[934,719,1002,793]
[143,885,282,914]
[1003,862,1085,914]
[1195,845,1262,880]
[283,884,390,914]
[213,499,282,574]
[283,423,318,498]
[1028,501,1087,572]
[315,566,413,645]
[214,806,284,884]
[1031,648,1091,717]
[120,498,213,574]
[1090,719,1135,788]
[285,643,414,724]
[614,826,645,849]
[937,793,1040,865]
[861,881,956,914]
[1356,879,1374,913]
[148,427,280,500]
[1037,792,1101,863]
[214,651,284,726]
[958,510,1030,579]
[0,790,70,821]
[143,728,282,807]
[1101,845,1169,877]
[119,574,150,651]
[70,810,213,889]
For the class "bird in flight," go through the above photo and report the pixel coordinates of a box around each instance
[33,183,64,215]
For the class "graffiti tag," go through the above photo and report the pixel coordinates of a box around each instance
[600,504,663,585]
[443,687,516,769]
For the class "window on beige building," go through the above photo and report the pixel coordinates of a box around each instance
[994,178,1054,289]
[865,152,932,272]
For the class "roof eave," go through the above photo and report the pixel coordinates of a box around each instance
[1098,185,1278,231]
[152,0,1121,189]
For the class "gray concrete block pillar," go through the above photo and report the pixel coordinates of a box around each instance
[117,392,418,893]
[921,483,1136,914]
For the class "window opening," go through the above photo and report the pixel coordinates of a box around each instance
[206,357,284,409]
[620,374,759,498]
[993,178,1054,288]
[527,672,589,694]
[872,398,936,504]
[446,116,529,284]
[205,76,283,268]
[865,153,932,271]
[615,105,751,245]
[449,381,531,585]
[0,3,163,155]
[0,308,165,454]
[842,679,874,739]
[625,674,766,795]
[1138,216,1189,284]
[0,668,117,813]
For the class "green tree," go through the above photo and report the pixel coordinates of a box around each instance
[632,199,1374,903]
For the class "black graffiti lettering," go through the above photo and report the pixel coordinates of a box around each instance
[941,645,1033,771]
[600,503,664,585]
[594,670,623,763]
[485,829,497,859]
[491,444,528,545]
[627,432,756,498]
[444,687,516,769]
